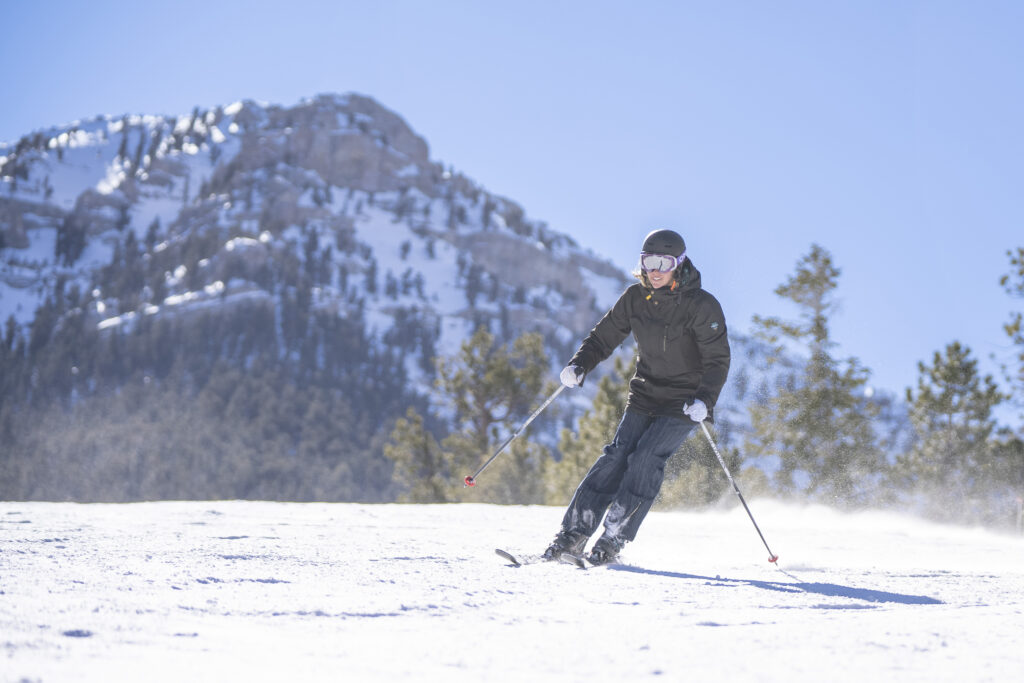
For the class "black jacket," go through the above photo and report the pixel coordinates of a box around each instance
[569,260,730,420]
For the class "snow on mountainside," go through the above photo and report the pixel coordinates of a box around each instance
[0,93,629,393]
[1,91,798,453]
[3,500,1023,681]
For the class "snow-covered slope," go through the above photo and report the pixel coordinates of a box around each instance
[3,500,1021,681]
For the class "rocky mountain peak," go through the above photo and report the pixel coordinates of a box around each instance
[1,93,631,383]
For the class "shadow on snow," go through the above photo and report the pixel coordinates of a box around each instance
[607,565,943,605]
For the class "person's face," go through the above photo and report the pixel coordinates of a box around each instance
[647,268,674,289]
[640,252,679,289]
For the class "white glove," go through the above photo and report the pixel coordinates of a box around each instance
[559,365,585,388]
[683,399,708,422]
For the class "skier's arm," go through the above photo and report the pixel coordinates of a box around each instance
[691,293,730,407]
[569,289,633,374]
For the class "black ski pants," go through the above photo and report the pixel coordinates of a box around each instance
[561,408,697,543]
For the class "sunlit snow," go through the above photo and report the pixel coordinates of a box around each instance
[3,501,1022,681]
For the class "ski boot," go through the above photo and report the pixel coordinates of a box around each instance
[587,535,624,565]
[541,529,588,561]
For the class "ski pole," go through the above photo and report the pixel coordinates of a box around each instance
[699,421,779,564]
[464,384,565,487]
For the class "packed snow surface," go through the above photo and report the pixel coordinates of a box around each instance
[2,500,1022,681]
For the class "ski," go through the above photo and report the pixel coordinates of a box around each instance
[494,548,587,569]
[495,548,525,566]
[495,548,547,566]
[559,552,587,570]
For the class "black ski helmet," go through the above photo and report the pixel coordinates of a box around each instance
[641,229,686,258]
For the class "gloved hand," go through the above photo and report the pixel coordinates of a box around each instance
[683,399,708,422]
[559,364,585,388]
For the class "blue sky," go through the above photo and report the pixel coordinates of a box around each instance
[3,1,1023,414]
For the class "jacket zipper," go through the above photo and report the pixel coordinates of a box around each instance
[663,296,679,352]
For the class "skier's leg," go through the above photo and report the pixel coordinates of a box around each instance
[559,409,652,537]
[601,416,697,544]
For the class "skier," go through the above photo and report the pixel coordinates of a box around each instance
[545,229,731,565]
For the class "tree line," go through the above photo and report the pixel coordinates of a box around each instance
[2,239,1021,529]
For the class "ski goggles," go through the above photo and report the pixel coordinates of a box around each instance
[640,252,684,273]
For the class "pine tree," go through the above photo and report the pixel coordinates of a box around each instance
[999,246,1024,429]
[898,341,1007,523]
[439,327,553,504]
[747,244,885,506]
[383,408,450,503]
[989,435,1024,522]
[384,328,554,504]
